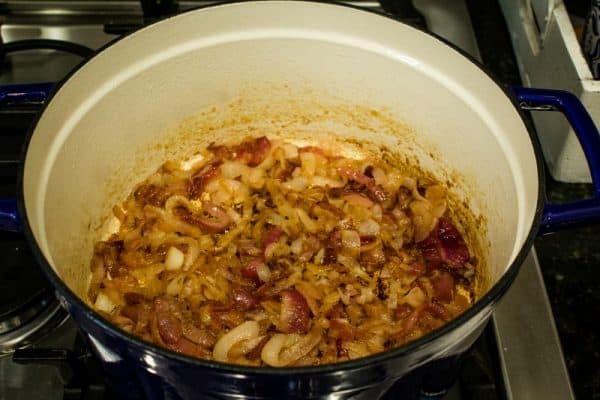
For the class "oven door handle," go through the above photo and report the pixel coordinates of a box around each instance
[513,86,600,234]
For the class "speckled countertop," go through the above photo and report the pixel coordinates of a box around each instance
[535,179,600,400]
[466,1,600,399]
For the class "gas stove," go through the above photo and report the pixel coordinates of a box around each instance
[0,1,576,399]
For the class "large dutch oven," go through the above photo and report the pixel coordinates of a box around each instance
[2,2,600,399]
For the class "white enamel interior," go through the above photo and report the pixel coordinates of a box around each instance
[23,1,538,300]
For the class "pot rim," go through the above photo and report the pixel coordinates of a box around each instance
[16,0,546,375]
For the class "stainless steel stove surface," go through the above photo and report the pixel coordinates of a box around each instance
[0,1,576,399]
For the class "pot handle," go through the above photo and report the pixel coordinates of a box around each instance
[0,82,54,105]
[0,82,54,232]
[513,86,600,233]
[0,83,53,233]
[2,86,599,234]
[0,198,21,232]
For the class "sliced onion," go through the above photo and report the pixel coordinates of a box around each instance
[229,335,267,359]
[256,263,272,282]
[280,289,310,334]
[425,185,447,220]
[345,341,370,360]
[410,200,436,242]
[203,178,222,195]
[261,334,288,367]
[282,144,299,159]
[207,179,246,205]
[337,254,371,282]
[226,207,242,224]
[310,176,344,188]
[290,237,303,255]
[372,167,388,186]
[198,235,215,250]
[387,238,402,253]
[314,248,325,265]
[223,179,249,204]
[182,240,200,270]
[266,213,286,227]
[279,330,321,365]
[165,246,185,270]
[343,194,373,208]
[282,176,308,192]
[264,243,277,261]
[166,275,186,296]
[338,288,351,306]
[245,167,265,189]
[221,161,249,179]
[386,282,399,310]
[300,152,317,177]
[296,209,318,233]
[263,227,284,249]
[371,204,383,221]
[355,287,375,305]
[213,321,260,362]
[94,292,116,313]
[341,230,361,257]
[180,154,206,171]
[357,219,380,236]
[242,258,263,281]
[260,330,321,367]
[182,324,216,348]
[380,265,391,279]
[403,287,426,308]
[196,202,231,233]
[165,195,201,214]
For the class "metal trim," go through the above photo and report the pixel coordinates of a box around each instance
[492,249,575,400]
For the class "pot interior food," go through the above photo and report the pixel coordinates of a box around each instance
[22,2,537,325]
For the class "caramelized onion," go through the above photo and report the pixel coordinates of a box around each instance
[232,288,259,310]
[261,329,321,367]
[165,246,185,270]
[197,202,230,232]
[431,271,455,303]
[155,297,183,345]
[337,166,387,202]
[94,292,116,313]
[280,289,311,334]
[213,321,260,362]
[242,258,264,282]
[188,162,221,200]
[340,230,361,257]
[90,137,479,367]
[182,324,216,348]
[256,263,272,283]
[343,194,373,208]
[357,219,380,236]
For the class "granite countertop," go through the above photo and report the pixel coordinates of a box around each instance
[466,1,600,398]
[535,179,600,400]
